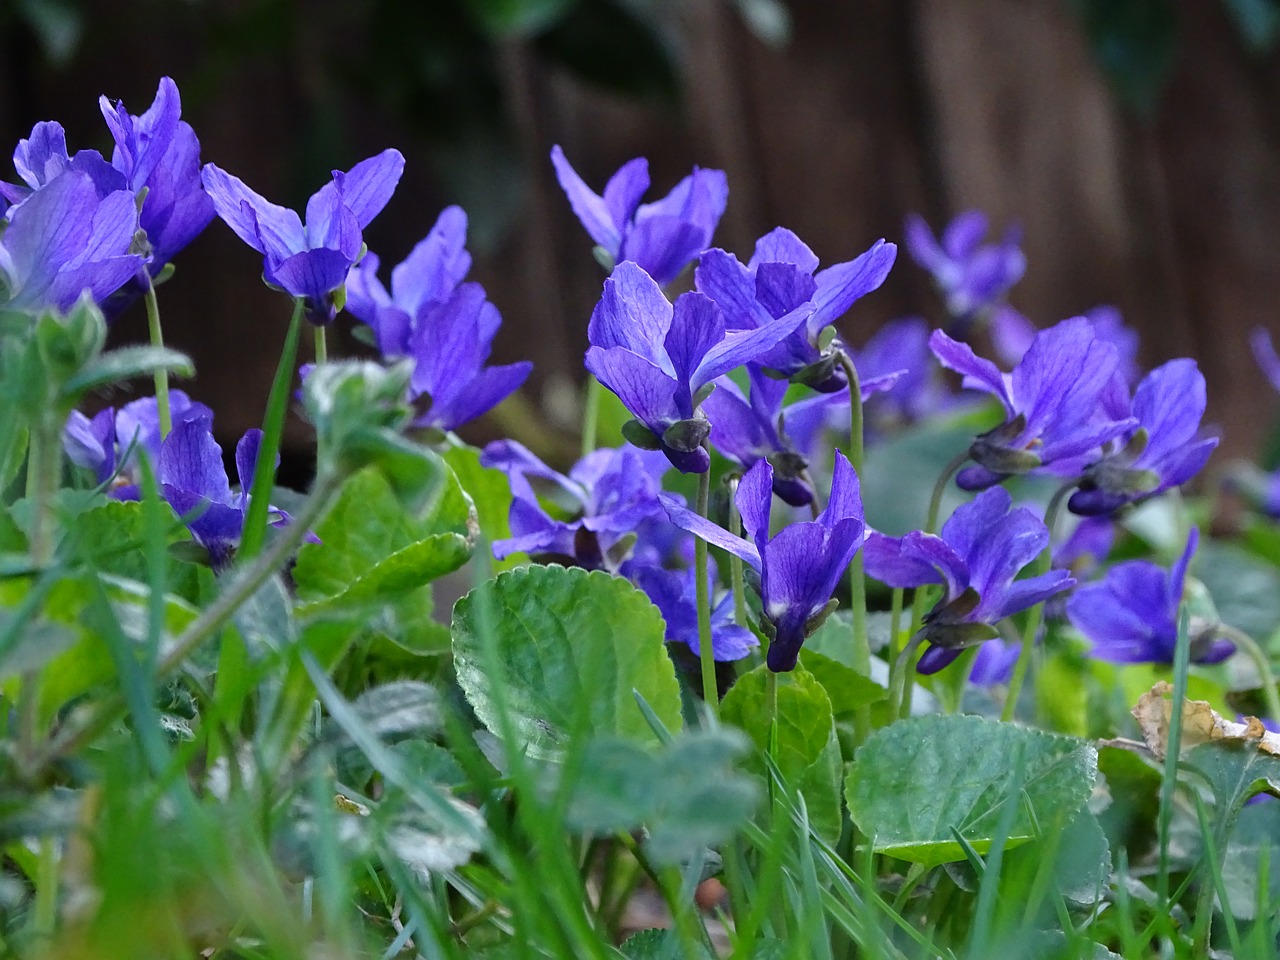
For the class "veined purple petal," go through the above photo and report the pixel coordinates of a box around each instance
[1133,359,1207,461]
[749,226,819,274]
[808,239,897,335]
[235,429,265,495]
[201,164,304,260]
[1168,527,1199,613]
[602,157,650,229]
[423,362,531,432]
[822,451,863,531]
[390,205,471,314]
[588,262,676,373]
[585,346,678,431]
[159,418,233,503]
[694,249,772,330]
[864,531,967,600]
[692,300,811,391]
[550,145,621,254]
[634,166,728,243]
[994,570,1074,620]
[332,148,405,228]
[755,262,816,318]
[928,329,1012,411]
[735,458,774,555]
[619,218,706,287]
[659,493,762,570]
[665,292,724,414]
[267,247,357,320]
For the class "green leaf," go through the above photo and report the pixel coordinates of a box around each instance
[621,928,714,960]
[442,443,516,567]
[62,345,193,398]
[1194,539,1280,640]
[721,664,843,842]
[1220,800,1280,920]
[798,649,887,716]
[451,565,682,753]
[846,714,1097,865]
[558,729,760,865]
[0,572,200,722]
[304,535,469,615]
[351,681,443,741]
[293,466,472,608]
[1182,739,1280,817]
[859,412,988,536]
[1007,810,1111,908]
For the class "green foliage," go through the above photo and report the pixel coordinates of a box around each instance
[722,665,844,842]
[846,714,1097,865]
[556,728,761,865]
[451,564,684,753]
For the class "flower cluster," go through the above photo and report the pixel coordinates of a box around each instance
[27,79,1235,700]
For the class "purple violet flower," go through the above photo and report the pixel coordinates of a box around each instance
[482,440,669,572]
[0,170,145,313]
[346,205,470,355]
[703,362,903,507]
[863,487,1074,674]
[631,561,757,662]
[550,145,728,286]
[346,208,530,432]
[1068,358,1218,516]
[695,227,896,391]
[2,120,127,206]
[930,316,1135,490]
[905,210,1025,327]
[98,77,216,287]
[661,450,865,672]
[585,261,809,473]
[158,418,297,571]
[992,304,1141,385]
[202,149,404,324]
[1066,528,1235,665]
[63,391,213,498]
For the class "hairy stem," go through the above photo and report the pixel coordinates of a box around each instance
[144,275,172,438]
[1001,481,1074,723]
[837,352,871,743]
[695,461,718,718]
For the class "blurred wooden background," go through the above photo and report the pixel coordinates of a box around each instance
[3,0,1279,471]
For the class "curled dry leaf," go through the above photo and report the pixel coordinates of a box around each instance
[1132,681,1280,760]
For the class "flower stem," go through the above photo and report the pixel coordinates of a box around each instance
[695,461,718,719]
[314,324,328,366]
[581,376,603,459]
[728,478,748,630]
[1000,481,1074,723]
[144,274,172,438]
[240,298,305,562]
[1218,624,1280,722]
[899,451,969,719]
[885,586,905,710]
[837,352,871,743]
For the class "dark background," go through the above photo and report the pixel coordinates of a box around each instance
[4,0,1280,474]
